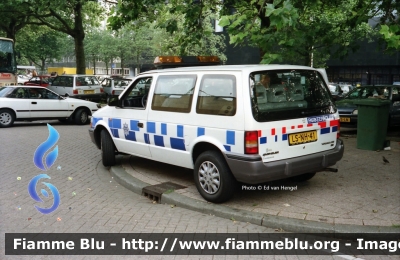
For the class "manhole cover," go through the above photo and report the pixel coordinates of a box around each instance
[142,182,186,203]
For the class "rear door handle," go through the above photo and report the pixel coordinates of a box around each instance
[31,102,37,104]
[138,122,143,128]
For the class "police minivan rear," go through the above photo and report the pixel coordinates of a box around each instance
[224,67,344,186]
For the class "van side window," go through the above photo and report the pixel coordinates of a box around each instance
[196,74,237,116]
[151,75,196,113]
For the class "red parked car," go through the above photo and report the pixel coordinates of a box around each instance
[23,76,52,87]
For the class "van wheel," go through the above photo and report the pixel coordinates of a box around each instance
[0,109,15,128]
[101,130,116,166]
[74,108,89,125]
[292,172,316,182]
[194,151,236,203]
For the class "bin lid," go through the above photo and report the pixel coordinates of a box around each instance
[354,98,391,107]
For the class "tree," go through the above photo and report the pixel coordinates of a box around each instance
[362,0,400,50]
[114,26,142,76]
[108,0,227,58]
[0,0,35,42]
[27,0,105,74]
[109,0,398,66]
[154,3,227,60]
[16,26,68,72]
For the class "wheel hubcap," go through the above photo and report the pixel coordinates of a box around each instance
[80,111,88,123]
[198,161,220,194]
[0,112,11,124]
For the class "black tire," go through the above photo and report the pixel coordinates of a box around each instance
[58,118,71,124]
[194,151,237,203]
[101,129,116,167]
[74,108,89,125]
[292,172,316,182]
[0,109,15,128]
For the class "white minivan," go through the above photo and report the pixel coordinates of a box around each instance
[89,62,344,202]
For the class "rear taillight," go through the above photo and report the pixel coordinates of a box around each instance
[111,90,114,95]
[245,131,259,154]
[100,88,104,93]
[73,89,78,94]
[330,119,340,139]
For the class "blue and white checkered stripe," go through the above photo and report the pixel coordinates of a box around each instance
[197,127,236,152]
[98,117,238,152]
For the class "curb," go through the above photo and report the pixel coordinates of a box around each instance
[109,165,400,234]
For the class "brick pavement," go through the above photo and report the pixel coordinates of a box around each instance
[120,129,400,228]
[0,121,397,260]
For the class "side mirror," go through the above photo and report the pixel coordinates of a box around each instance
[108,96,119,107]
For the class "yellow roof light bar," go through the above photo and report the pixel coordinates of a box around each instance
[154,56,182,64]
[197,56,220,63]
[154,55,221,69]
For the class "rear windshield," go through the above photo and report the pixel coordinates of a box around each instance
[76,76,99,86]
[250,69,335,122]
[343,86,390,99]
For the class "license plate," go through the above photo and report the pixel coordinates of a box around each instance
[340,117,350,122]
[84,90,94,94]
[289,130,317,146]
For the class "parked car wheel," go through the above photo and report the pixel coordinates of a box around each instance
[292,172,316,182]
[194,151,236,203]
[101,130,116,167]
[74,108,89,125]
[0,109,15,128]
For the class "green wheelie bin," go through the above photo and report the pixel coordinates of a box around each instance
[354,99,390,150]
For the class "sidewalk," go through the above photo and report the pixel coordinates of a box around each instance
[109,129,400,233]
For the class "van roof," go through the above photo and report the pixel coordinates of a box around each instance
[139,64,318,76]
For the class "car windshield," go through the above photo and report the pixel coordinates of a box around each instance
[250,69,334,122]
[343,86,389,100]
[0,87,13,97]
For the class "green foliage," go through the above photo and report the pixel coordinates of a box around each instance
[16,26,68,71]
[153,3,226,60]
[379,25,400,50]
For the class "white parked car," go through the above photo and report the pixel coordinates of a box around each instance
[101,77,135,102]
[48,74,105,101]
[0,86,101,127]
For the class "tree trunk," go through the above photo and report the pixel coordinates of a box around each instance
[41,59,45,73]
[92,55,96,75]
[120,56,124,76]
[73,2,86,74]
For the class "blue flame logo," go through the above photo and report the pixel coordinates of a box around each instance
[29,124,60,214]
[28,174,60,214]
[33,124,59,171]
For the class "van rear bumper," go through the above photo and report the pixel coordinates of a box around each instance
[224,139,344,184]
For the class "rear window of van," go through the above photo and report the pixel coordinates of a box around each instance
[250,69,334,122]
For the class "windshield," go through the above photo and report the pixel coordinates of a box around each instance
[250,69,335,122]
[0,87,14,97]
[0,39,17,73]
[343,86,389,100]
